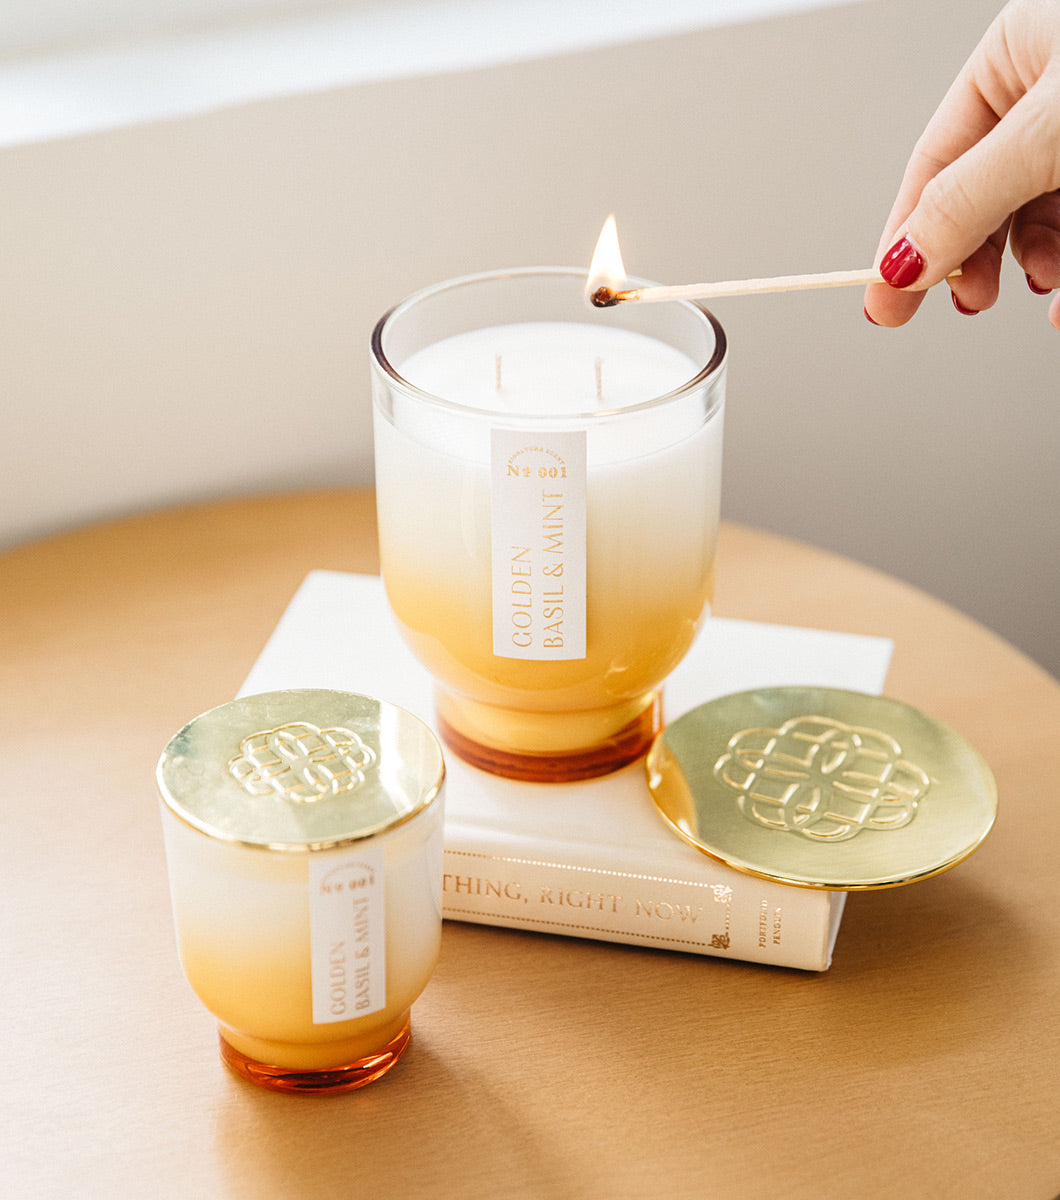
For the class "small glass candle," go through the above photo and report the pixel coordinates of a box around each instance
[371,267,726,782]
[157,690,445,1094]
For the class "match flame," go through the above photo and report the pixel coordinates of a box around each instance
[586,214,628,306]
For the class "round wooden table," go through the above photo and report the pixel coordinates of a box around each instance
[3,490,1058,1199]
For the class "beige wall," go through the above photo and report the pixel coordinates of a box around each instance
[3,0,1057,676]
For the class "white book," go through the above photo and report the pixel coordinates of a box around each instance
[240,571,893,971]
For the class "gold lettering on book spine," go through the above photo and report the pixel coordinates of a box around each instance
[442,851,747,951]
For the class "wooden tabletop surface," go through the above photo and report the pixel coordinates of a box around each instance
[3,489,1058,1200]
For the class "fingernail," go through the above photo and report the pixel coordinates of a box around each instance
[863,307,880,326]
[951,291,979,316]
[1026,273,1052,296]
[879,236,925,289]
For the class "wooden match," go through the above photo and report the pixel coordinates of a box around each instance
[590,266,961,308]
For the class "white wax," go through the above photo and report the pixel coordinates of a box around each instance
[399,322,699,414]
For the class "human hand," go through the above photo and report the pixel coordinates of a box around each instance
[864,0,1060,329]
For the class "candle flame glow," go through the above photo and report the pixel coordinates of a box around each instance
[586,214,628,307]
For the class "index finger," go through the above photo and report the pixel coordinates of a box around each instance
[864,60,1004,325]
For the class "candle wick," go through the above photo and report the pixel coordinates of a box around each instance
[594,356,603,405]
[495,353,502,392]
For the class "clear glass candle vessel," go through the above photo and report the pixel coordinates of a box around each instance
[371,268,727,783]
[157,690,445,1094]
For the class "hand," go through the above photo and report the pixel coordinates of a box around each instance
[864,0,1060,329]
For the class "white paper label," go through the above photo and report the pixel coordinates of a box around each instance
[308,846,386,1025]
[490,428,587,660]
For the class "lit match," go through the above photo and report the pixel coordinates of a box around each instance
[586,215,959,308]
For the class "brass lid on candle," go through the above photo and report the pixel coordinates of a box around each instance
[646,687,997,890]
[157,690,445,852]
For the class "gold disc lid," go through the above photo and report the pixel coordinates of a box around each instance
[646,686,997,890]
[157,689,445,852]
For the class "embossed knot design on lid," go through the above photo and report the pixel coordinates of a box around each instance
[713,716,931,843]
[228,721,377,803]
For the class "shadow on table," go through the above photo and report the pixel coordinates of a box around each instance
[212,1035,578,1200]
[828,866,1038,1058]
[209,868,1044,1199]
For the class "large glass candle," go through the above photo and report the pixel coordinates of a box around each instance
[157,690,445,1094]
[371,268,726,783]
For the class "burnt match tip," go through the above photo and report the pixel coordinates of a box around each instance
[590,286,618,308]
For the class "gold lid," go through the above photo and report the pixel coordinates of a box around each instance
[157,689,445,852]
[646,687,997,890]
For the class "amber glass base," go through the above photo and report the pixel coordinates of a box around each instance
[219,1018,411,1095]
[437,694,662,783]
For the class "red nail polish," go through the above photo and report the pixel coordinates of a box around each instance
[879,236,925,288]
[951,291,979,316]
[863,307,881,326]
[1026,273,1052,296]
